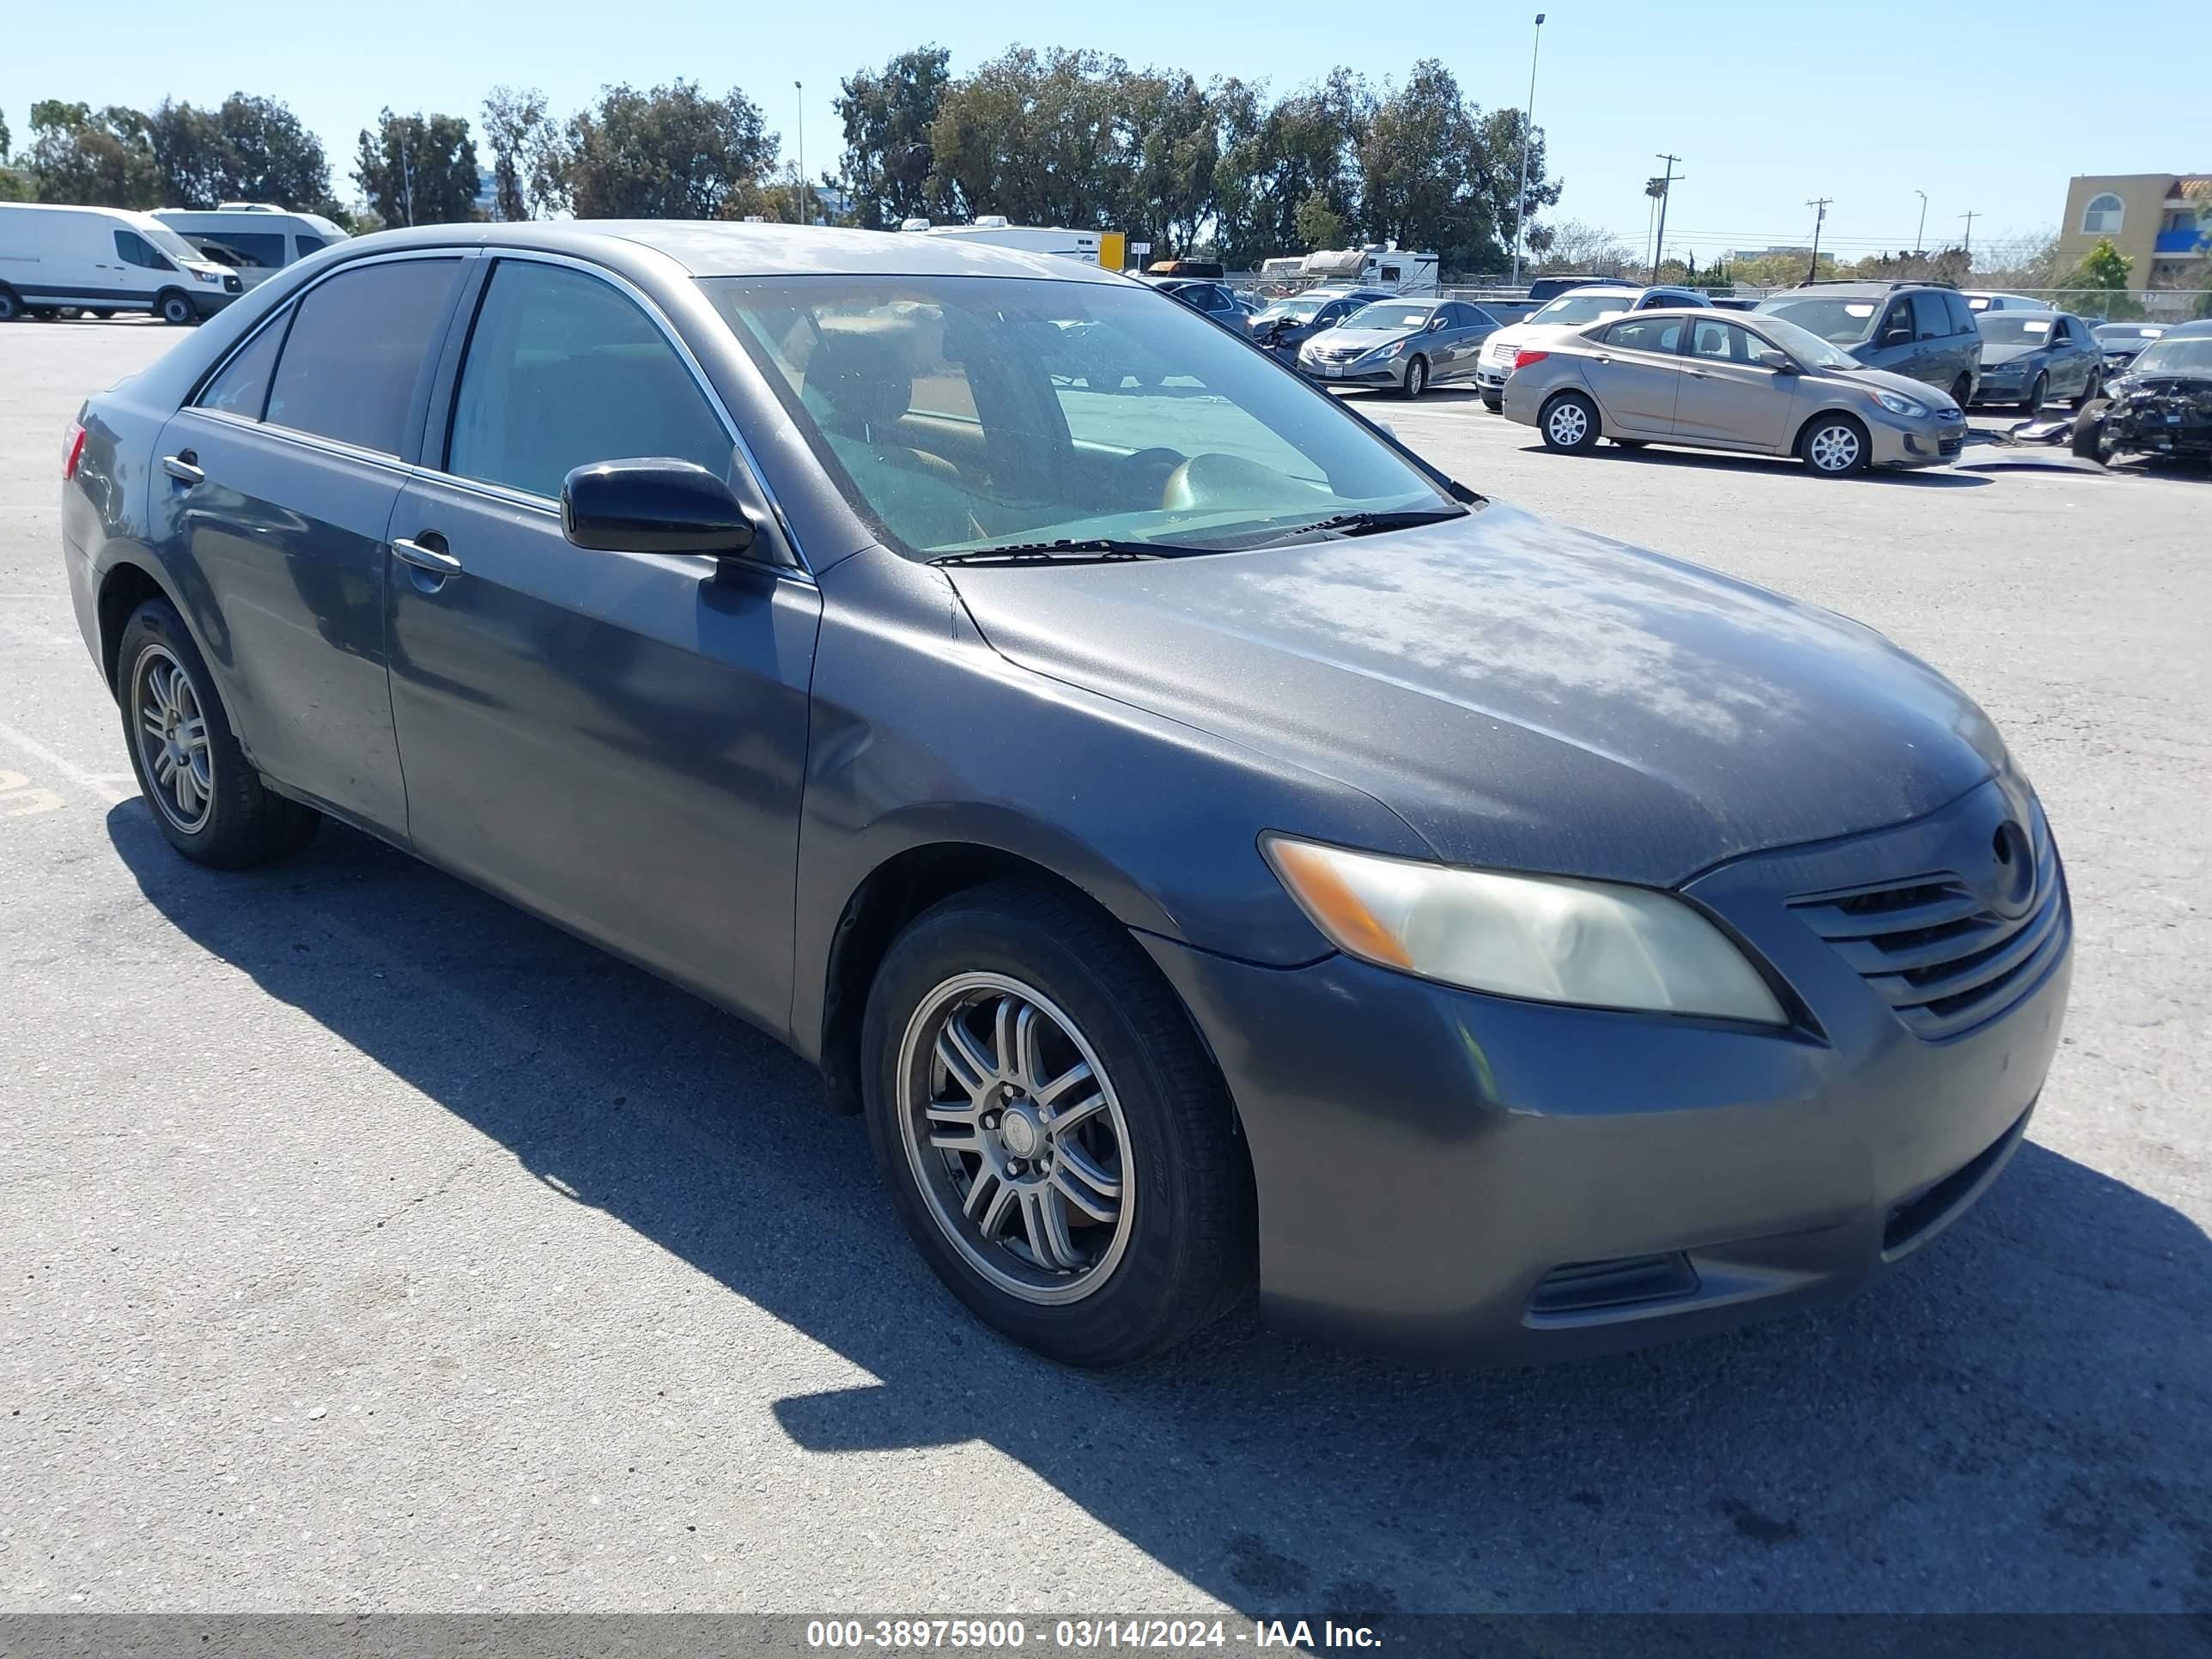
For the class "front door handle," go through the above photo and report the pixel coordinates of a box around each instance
[161,453,204,486]
[392,537,463,578]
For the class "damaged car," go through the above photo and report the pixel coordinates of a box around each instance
[2071,319,2212,465]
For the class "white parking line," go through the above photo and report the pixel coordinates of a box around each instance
[0,721,131,805]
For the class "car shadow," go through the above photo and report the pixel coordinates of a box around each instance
[1521,441,1996,487]
[106,805,2212,1614]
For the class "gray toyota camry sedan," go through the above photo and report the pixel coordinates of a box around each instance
[61,224,2071,1367]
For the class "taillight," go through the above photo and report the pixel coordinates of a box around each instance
[1513,349,1550,371]
[63,421,87,483]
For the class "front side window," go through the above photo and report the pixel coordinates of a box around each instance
[294,234,329,259]
[1689,319,1759,362]
[705,274,1457,560]
[216,231,288,268]
[447,259,734,500]
[264,258,460,454]
[2081,192,2124,234]
[197,321,287,419]
[113,230,173,272]
[1604,316,1684,354]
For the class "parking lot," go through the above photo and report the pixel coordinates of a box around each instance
[3,319,2208,1615]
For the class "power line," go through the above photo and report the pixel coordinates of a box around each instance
[1804,197,1832,281]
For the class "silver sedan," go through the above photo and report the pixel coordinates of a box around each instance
[1296,299,1502,398]
[1502,308,1967,476]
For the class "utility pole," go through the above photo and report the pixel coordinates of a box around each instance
[1649,154,1681,284]
[1510,13,1546,286]
[1959,209,1978,258]
[398,122,415,228]
[1913,190,1927,255]
[1805,197,1831,282]
[793,82,806,225]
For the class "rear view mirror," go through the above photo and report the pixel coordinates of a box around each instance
[562,459,758,578]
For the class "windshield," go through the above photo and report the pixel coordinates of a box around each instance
[2127,337,2212,377]
[1256,296,1325,321]
[1346,302,1433,331]
[704,275,1458,559]
[1978,314,2055,344]
[1755,295,1881,344]
[1532,292,1635,325]
[142,222,207,264]
[1747,314,1858,371]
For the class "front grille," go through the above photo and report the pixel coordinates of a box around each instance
[1486,342,1516,362]
[1790,814,2067,1040]
[1938,436,1962,457]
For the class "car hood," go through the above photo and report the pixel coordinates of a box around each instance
[1978,342,2048,366]
[945,507,2005,888]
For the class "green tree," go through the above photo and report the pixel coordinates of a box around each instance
[28,100,161,207]
[354,109,481,227]
[1292,190,1346,252]
[561,82,776,219]
[836,46,951,228]
[1121,70,1218,258]
[2057,237,2139,319]
[147,94,332,210]
[0,109,28,202]
[481,86,562,220]
[928,47,1133,228]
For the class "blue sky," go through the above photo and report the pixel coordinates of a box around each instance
[6,0,2205,261]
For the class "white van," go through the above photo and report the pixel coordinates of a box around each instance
[908,217,1104,265]
[153,206,348,290]
[0,203,241,324]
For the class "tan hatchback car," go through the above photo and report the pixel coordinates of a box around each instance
[1502,309,1968,477]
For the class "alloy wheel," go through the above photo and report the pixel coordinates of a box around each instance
[1808,422,1863,473]
[1546,401,1589,447]
[1405,358,1426,398]
[132,645,214,833]
[895,972,1133,1305]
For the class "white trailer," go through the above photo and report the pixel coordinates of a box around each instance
[905,216,1106,266]
[1302,246,1440,295]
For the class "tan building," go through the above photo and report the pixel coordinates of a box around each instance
[2056,173,2209,314]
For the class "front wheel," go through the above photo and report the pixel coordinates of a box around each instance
[2071,400,2112,463]
[117,598,319,867]
[1480,392,1503,413]
[2021,372,2047,416]
[1400,356,1429,399]
[2075,370,2100,410]
[1539,391,1601,453]
[862,880,1254,1367]
[1800,413,1869,477]
[0,286,21,323]
[156,290,197,325]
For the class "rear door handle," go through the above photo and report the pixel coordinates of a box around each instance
[392,537,463,578]
[161,453,204,485]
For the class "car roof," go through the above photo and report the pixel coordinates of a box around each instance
[322,220,1127,284]
[2158,318,2212,337]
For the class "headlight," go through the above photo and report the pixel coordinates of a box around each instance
[1263,836,1789,1024]
[1872,389,1929,417]
[1369,340,1407,361]
[191,269,222,285]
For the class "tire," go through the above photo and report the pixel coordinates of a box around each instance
[860,878,1255,1368]
[156,289,198,326]
[1611,437,1649,449]
[1951,374,1972,410]
[2075,370,2100,410]
[116,598,319,868]
[91,309,114,320]
[0,286,20,322]
[2070,401,2112,463]
[1480,393,1503,413]
[1538,391,1601,453]
[1799,412,1870,477]
[1401,356,1429,399]
[2021,372,2047,416]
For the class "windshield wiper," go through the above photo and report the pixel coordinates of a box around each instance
[929,538,1195,568]
[1246,506,1468,546]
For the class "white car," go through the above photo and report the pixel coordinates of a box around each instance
[1474,284,1714,410]
[155,208,348,291]
[0,203,240,324]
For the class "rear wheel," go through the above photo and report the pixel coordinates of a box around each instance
[1401,356,1429,399]
[0,286,21,323]
[1800,413,1869,477]
[1951,374,1973,410]
[1538,391,1601,453]
[1611,437,1649,449]
[117,598,319,867]
[2074,369,2100,410]
[861,879,1254,1367]
[156,289,197,325]
[2021,372,2047,416]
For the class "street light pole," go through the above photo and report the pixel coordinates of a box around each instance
[793,82,806,225]
[1510,12,1546,287]
[1913,190,1927,255]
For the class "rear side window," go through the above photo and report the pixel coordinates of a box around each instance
[1604,315,1684,354]
[446,259,733,500]
[113,230,174,271]
[197,321,286,419]
[1945,293,1976,334]
[264,259,460,455]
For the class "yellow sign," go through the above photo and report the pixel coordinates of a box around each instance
[1099,231,1126,271]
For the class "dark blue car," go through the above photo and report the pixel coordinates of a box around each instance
[62,224,2071,1366]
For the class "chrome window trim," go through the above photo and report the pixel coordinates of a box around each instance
[173,404,416,479]
[424,246,812,578]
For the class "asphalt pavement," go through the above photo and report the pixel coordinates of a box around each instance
[3,319,2208,1616]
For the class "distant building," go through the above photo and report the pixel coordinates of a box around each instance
[2057,173,2209,313]
[473,165,499,220]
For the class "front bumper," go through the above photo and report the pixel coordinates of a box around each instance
[189,288,240,319]
[1299,357,1403,387]
[1868,410,1967,468]
[1139,778,2070,1364]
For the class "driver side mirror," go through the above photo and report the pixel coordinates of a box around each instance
[1428,316,1450,331]
[562,458,762,582]
[1753,348,1796,372]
